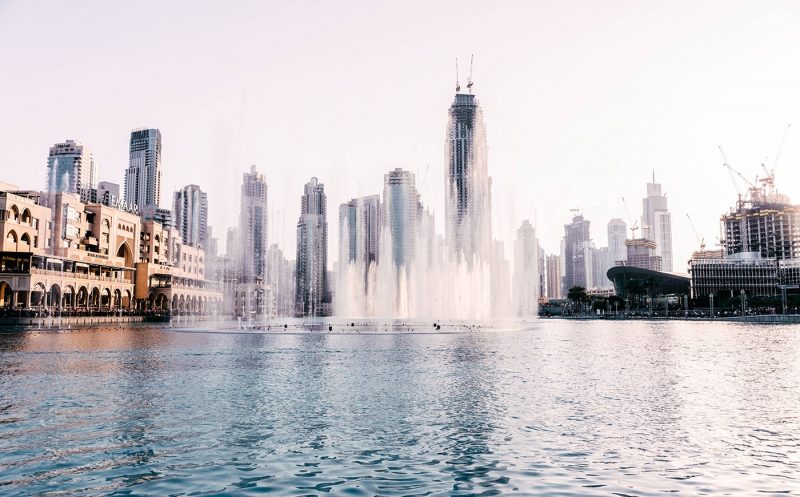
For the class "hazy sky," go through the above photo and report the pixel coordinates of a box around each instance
[2,0,800,273]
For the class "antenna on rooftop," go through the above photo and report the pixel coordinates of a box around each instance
[467,54,474,93]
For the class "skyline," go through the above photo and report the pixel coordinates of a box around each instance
[3,1,800,271]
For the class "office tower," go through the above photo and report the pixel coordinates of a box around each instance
[641,173,673,271]
[266,244,294,317]
[46,140,97,204]
[173,184,208,248]
[97,181,120,207]
[445,88,491,264]
[590,246,612,289]
[239,165,268,281]
[545,254,562,299]
[339,195,380,267]
[563,214,592,290]
[608,218,627,264]
[295,177,329,316]
[124,128,162,210]
[512,220,539,316]
[382,169,420,267]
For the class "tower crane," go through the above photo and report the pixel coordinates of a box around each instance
[455,58,460,93]
[759,123,791,189]
[467,54,474,92]
[686,214,705,252]
[621,197,639,239]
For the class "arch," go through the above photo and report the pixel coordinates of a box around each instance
[6,230,17,246]
[123,289,132,309]
[89,287,100,308]
[172,294,179,311]
[62,285,75,307]
[116,242,134,267]
[113,289,122,308]
[0,281,13,307]
[31,282,46,307]
[178,294,185,312]
[47,284,61,308]
[21,208,31,224]
[103,218,111,229]
[9,205,19,222]
[101,288,112,309]
[19,232,31,249]
[77,286,89,307]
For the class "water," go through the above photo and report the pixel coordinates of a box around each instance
[1,320,799,496]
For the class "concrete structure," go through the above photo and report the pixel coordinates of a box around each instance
[46,140,97,204]
[173,184,208,248]
[722,202,800,260]
[382,169,420,267]
[620,238,662,271]
[445,91,492,264]
[512,220,539,316]
[563,214,592,290]
[124,128,162,210]
[641,174,673,272]
[296,177,329,316]
[608,218,627,263]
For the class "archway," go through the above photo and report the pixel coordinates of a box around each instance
[77,286,89,308]
[101,288,112,309]
[5,230,17,250]
[9,205,19,222]
[116,242,134,267]
[113,289,122,308]
[62,285,75,308]
[178,295,185,313]
[21,208,31,224]
[30,282,46,307]
[123,290,132,309]
[89,287,100,309]
[0,281,13,307]
[172,294,179,312]
[19,233,31,250]
[47,284,61,309]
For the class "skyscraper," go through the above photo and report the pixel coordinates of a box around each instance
[641,174,673,272]
[445,89,491,264]
[46,140,97,204]
[545,254,562,299]
[339,194,380,269]
[608,218,627,264]
[238,165,268,317]
[382,168,420,267]
[513,219,539,316]
[563,214,592,290]
[173,184,208,248]
[124,128,162,210]
[296,177,329,316]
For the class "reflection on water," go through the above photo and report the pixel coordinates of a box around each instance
[1,321,800,496]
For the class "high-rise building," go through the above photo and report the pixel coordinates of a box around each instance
[339,194,380,270]
[545,254,562,299]
[445,89,491,264]
[563,214,592,290]
[295,177,329,316]
[608,218,627,264]
[641,174,673,272]
[382,169,420,267]
[722,199,800,260]
[124,128,162,210]
[266,244,294,317]
[46,140,97,204]
[589,246,612,289]
[237,165,268,317]
[624,238,662,271]
[173,184,208,249]
[512,220,539,316]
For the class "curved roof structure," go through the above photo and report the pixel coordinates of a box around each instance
[607,265,690,299]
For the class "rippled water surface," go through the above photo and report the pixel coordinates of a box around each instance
[1,320,800,496]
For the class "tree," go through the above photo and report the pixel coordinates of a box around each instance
[567,286,587,306]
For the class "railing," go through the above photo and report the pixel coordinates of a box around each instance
[30,267,133,283]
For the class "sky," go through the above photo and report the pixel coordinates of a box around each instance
[2,0,800,273]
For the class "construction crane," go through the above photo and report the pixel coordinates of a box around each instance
[455,58,460,93]
[759,123,791,189]
[621,196,639,239]
[466,54,474,92]
[686,214,705,252]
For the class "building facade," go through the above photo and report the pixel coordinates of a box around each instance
[445,91,491,264]
[608,218,627,264]
[236,165,268,318]
[641,175,673,272]
[545,254,562,299]
[173,184,208,249]
[295,177,329,316]
[382,169,420,267]
[512,220,539,316]
[124,128,162,210]
[563,214,592,290]
[46,140,97,204]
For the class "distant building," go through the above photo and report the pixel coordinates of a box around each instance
[295,177,329,316]
[141,205,174,228]
[382,169,420,267]
[445,90,491,263]
[237,165,268,318]
[266,244,294,317]
[124,128,162,210]
[622,238,663,271]
[563,214,592,290]
[545,254,562,299]
[589,246,612,289]
[46,140,97,204]
[173,184,208,249]
[513,220,539,316]
[722,202,800,260]
[641,174,673,272]
[97,181,120,207]
[608,218,627,263]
